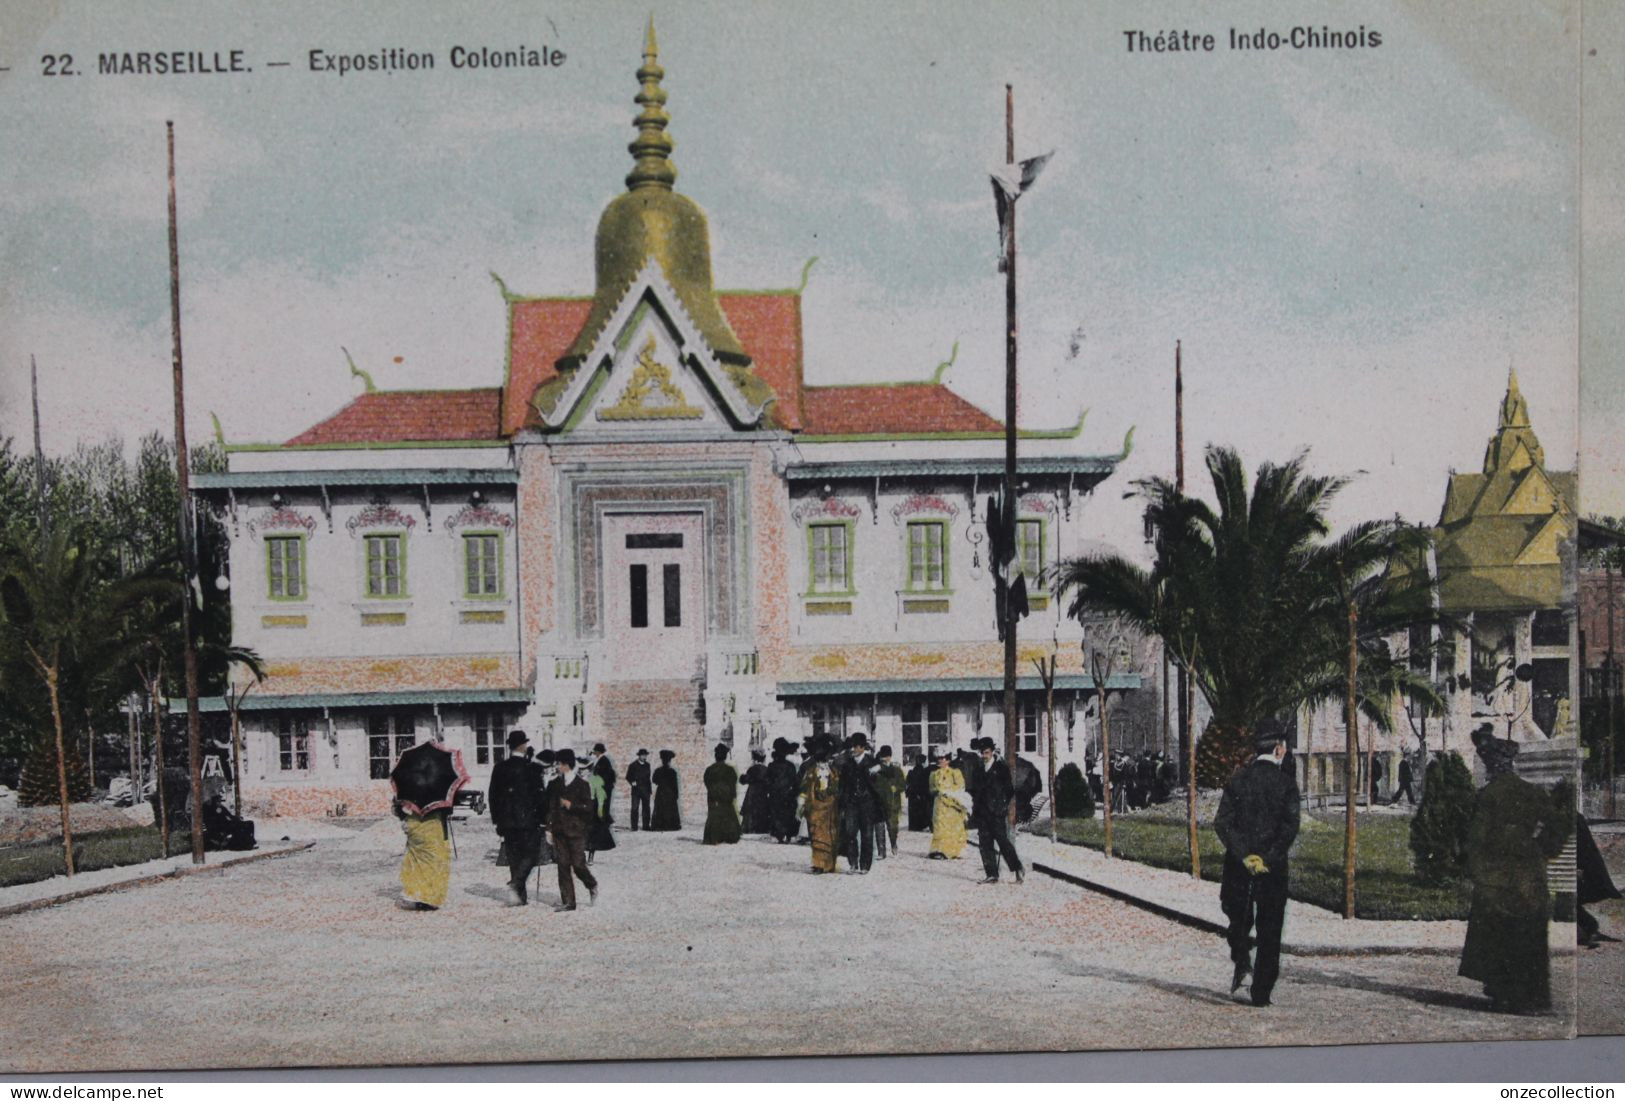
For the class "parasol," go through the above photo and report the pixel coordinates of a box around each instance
[390,741,472,816]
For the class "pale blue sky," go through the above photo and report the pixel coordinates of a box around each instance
[0,0,1594,551]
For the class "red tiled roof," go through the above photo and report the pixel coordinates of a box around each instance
[290,290,994,446]
[502,297,593,436]
[502,292,807,433]
[285,388,502,446]
[800,384,1003,437]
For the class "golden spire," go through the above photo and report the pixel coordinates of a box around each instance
[626,15,676,191]
[1500,366,1530,429]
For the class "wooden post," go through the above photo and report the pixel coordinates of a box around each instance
[1096,653,1115,858]
[1608,555,1617,819]
[1343,591,1360,920]
[1034,655,1058,841]
[166,120,206,865]
[1001,84,1020,763]
[30,355,48,538]
[149,676,169,855]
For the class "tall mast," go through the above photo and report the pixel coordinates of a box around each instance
[1001,85,1020,761]
[167,120,206,865]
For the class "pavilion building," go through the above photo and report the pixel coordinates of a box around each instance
[192,23,1136,818]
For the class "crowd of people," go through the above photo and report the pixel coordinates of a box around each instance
[390,727,1043,912]
[385,717,1613,1019]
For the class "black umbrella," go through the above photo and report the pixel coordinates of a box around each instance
[390,741,471,816]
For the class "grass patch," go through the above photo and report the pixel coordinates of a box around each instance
[1046,811,1472,921]
[0,826,189,889]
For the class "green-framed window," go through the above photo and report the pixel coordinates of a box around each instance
[266,535,306,600]
[472,709,506,765]
[368,713,415,780]
[364,533,406,598]
[906,520,949,591]
[900,700,950,761]
[1017,518,1045,588]
[277,716,311,772]
[808,522,853,594]
[462,531,502,598]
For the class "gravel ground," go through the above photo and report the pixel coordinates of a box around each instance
[0,821,1574,1073]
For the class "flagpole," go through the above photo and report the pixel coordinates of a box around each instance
[1002,84,1020,762]
[167,120,206,865]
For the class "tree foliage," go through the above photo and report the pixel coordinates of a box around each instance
[0,432,233,788]
[1056,446,1447,789]
[1053,761,1094,819]
[1408,752,1476,884]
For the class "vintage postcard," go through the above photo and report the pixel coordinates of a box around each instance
[0,0,1615,1074]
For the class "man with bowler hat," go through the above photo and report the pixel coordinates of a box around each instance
[626,748,653,831]
[971,737,1023,884]
[545,748,599,911]
[488,730,548,906]
[1213,718,1301,1006]
[837,732,883,873]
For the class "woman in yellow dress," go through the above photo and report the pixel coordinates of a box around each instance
[397,803,452,910]
[798,743,841,874]
[929,747,969,859]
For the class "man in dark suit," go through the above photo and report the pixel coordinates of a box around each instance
[488,730,548,906]
[1213,719,1301,1007]
[589,743,617,831]
[971,737,1024,884]
[626,748,652,831]
[545,748,599,912]
[837,732,882,873]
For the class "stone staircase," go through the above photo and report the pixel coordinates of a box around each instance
[595,678,708,823]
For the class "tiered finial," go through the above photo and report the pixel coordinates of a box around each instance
[626,15,676,191]
[1500,366,1530,428]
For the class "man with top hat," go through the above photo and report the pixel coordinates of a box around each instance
[837,732,883,874]
[971,737,1024,884]
[626,748,653,831]
[488,730,549,906]
[544,748,599,911]
[1213,718,1301,1006]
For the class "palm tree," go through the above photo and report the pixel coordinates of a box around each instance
[1296,518,1448,916]
[0,521,175,874]
[1054,446,1444,886]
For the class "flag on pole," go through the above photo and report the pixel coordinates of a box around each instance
[990,151,1052,272]
[986,492,1029,642]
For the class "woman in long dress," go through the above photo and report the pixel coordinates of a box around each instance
[396,803,451,910]
[1458,732,1570,1013]
[703,744,743,845]
[766,737,802,843]
[650,749,681,831]
[798,745,841,873]
[739,749,772,834]
[585,764,616,859]
[928,748,969,860]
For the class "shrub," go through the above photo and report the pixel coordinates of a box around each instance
[1409,751,1475,884]
[18,738,93,807]
[1053,762,1094,818]
[1194,720,1253,789]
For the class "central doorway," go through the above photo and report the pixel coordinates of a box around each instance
[602,512,705,680]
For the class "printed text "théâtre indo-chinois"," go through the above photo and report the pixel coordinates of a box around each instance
[1123,26,1383,53]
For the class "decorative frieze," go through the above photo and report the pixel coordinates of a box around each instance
[792,496,862,525]
[891,493,960,525]
[446,504,514,531]
[247,507,318,538]
[346,502,418,536]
